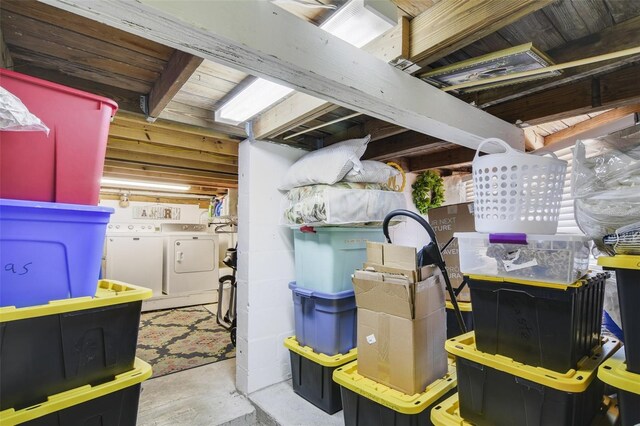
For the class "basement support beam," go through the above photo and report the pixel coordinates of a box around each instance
[543,104,640,147]
[471,15,640,109]
[45,0,524,150]
[253,0,549,139]
[408,147,476,172]
[146,49,203,118]
[486,63,640,125]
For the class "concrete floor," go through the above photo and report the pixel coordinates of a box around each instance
[137,359,257,426]
[137,358,339,426]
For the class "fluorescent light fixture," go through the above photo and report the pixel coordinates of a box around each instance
[101,178,190,191]
[215,79,295,125]
[215,0,396,125]
[320,0,396,48]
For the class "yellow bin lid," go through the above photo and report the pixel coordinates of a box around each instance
[0,280,153,323]
[430,393,472,426]
[465,274,589,290]
[598,255,640,271]
[598,352,640,395]
[332,358,457,415]
[284,336,357,367]
[0,358,152,425]
[445,332,621,393]
[445,301,472,312]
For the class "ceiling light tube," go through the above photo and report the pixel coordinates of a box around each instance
[215,0,396,126]
[101,178,191,191]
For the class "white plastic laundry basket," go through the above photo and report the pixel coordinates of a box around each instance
[472,138,567,234]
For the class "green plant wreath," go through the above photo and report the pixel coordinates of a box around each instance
[412,170,445,214]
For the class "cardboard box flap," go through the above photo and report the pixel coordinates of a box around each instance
[367,242,417,271]
[353,273,414,320]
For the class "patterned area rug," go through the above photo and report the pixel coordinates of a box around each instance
[137,305,235,378]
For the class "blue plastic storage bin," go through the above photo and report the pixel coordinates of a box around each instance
[0,199,114,308]
[290,282,357,356]
[293,227,384,293]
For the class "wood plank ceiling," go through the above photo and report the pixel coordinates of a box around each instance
[1,0,640,198]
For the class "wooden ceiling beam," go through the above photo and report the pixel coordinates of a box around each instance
[407,147,475,172]
[107,138,238,170]
[104,160,238,182]
[363,131,444,161]
[147,49,204,118]
[486,63,640,125]
[109,120,239,157]
[51,0,526,150]
[543,103,640,147]
[408,0,552,68]
[471,15,640,109]
[102,167,238,188]
[105,148,238,175]
[323,118,407,146]
[115,110,240,140]
[253,0,549,140]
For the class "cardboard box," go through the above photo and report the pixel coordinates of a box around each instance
[352,242,447,395]
[428,203,474,302]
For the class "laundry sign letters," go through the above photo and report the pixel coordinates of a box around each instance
[133,205,181,220]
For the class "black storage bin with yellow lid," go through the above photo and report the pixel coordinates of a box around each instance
[333,359,457,426]
[466,272,606,372]
[598,255,640,374]
[446,332,620,426]
[598,350,640,426]
[0,280,151,411]
[284,336,356,414]
[0,358,151,426]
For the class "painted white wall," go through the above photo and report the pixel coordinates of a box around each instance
[235,139,306,394]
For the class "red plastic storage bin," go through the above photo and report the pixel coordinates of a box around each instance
[0,69,118,205]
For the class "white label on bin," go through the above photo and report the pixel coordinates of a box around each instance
[366,334,376,344]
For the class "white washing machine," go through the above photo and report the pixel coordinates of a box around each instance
[104,223,164,296]
[161,223,218,295]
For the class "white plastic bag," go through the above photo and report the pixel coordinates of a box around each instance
[0,86,50,134]
[572,133,640,252]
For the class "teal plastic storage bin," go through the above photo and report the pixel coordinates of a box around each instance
[0,199,114,308]
[293,227,385,293]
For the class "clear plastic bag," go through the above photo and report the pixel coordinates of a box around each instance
[0,86,50,134]
[572,132,640,253]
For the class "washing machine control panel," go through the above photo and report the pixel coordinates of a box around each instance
[107,223,157,233]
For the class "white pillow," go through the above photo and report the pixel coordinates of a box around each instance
[279,135,370,190]
[343,160,400,183]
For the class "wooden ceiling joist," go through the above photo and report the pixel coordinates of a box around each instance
[486,63,640,125]
[109,121,239,157]
[146,49,204,118]
[543,103,640,147]
[363,131,444,161]
[471,15,640,109]
[103,168,238,189]
[107,138,238,168]
[99,193,215,208]
[105,148,238,174]
[253,0,549,140]
[408,146,475,172]
[52,0,525,150]
[323,118,408,146]
[104,160,238,183]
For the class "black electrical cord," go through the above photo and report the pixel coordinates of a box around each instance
[382,209,467,334]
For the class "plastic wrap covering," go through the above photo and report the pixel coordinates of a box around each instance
[572,134,640,254]
[0,87,49,134]
[283,182,406,226]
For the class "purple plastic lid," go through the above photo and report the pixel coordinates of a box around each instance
[489,233,528,245]
[288,282,355,299]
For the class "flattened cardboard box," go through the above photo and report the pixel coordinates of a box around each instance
[355,274,447,395]
[429,203,474,302]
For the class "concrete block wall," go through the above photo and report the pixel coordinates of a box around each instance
[236,139,305,394]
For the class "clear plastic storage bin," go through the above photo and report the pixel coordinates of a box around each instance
[455,232,590,284]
